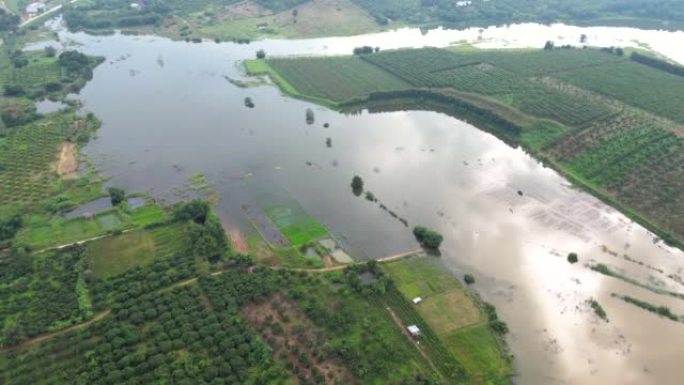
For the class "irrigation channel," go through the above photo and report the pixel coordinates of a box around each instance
[27,18,684,385]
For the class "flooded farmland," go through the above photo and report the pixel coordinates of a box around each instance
[34,19,684,385]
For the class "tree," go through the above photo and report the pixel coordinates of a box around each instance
[351,175,363,196]
[256,49,266,59]
[464,274,475,285]
[108,187,126,206]
[44,46,57,58]
[244,97,254,108]
[579,34,587,43]
[0,209,22,241]
[305,108,314,124]
[173,199,210,224]
[567,252,578,264]
[543,40,554,50]
[413,226,443,250]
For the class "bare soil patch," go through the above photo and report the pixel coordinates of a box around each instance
[242,293,355,384]
[56,142,78,179]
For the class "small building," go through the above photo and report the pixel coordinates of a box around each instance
[407,325,421,337]
[412,297,423,305]
[130,2,141,9]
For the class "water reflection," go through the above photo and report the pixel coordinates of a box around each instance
[31,19,684,385]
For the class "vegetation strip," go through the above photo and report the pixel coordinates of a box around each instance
[591,263,684,301]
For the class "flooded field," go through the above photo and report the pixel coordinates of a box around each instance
[33,19,684,385]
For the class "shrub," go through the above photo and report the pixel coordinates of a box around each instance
[464,274,475,285]
[256,49,266,59]
[413,226,443,250]
[108,187,126,206]
[567,252,578,264]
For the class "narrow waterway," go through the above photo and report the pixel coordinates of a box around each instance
[32,19,684,385]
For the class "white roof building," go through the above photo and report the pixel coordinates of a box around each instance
[407,325,421,336]
[412,297,423,304]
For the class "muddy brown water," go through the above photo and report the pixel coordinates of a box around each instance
[29,18,684,385]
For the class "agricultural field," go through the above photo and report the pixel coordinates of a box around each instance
[0,246,91,347]
[555,60,684,124]
[383,257,510,383]
[0,112,100,210]
[260,46,684,244]
[16,208,130,249]
[85,222,187,279]
[266,56,410,104]
[129,204,168,226]
[0,258,472,384]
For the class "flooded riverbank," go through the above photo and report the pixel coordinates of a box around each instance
[32,18,684,384]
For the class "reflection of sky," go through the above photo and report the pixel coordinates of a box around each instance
[41,23,684,385]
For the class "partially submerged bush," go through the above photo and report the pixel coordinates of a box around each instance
[413,226,443,250]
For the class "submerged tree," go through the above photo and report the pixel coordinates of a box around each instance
[413,226,443,250]
[108,187,126,206]
[567,252,578,264]
[351,176,363,196]
[256,49,266,59]
[305,108,314,124]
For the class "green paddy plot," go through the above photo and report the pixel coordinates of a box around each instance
[129,204,168,226]
[85,223,187,279]
[383,257,510,384]
[265,199,328,247]
[445,323,511,384]
[19,209,130,249]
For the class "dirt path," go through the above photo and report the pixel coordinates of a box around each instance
[385,306,440,375]
[57,142,78,179]
[35,228,136,255]
[1,310,110,352]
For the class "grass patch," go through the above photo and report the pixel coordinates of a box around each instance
[444,324,510,384]
[85,223,187,279]
[129,205,168,226]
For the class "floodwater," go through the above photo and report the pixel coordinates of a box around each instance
[36,18,684,385]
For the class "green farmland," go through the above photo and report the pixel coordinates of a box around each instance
[254,47,684,247]
[257,56,410,104]
[384,257,511,384]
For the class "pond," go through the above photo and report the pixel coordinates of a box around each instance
[38,18,684,385]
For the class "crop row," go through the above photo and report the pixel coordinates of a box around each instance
[268,56,410,103]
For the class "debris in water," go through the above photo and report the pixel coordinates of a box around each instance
[326,137,332,148]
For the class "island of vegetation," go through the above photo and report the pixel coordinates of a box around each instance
[246,45,684,250]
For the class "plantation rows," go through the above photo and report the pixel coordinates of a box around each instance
[267,56,410,103]
[555,61,684,125]
[511,81,614,127]
[0,59,62,90]
[566,126,677,185]
[90,251,198,310]
[608,139,684,237]
[362,48,478,86]
[0,110,100,209]
[0,118,68,206]
[430,64,523,95]
[455,48,625,77]
[0,247,89,347]
[1,283,287,385]
[549,112,652,161]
